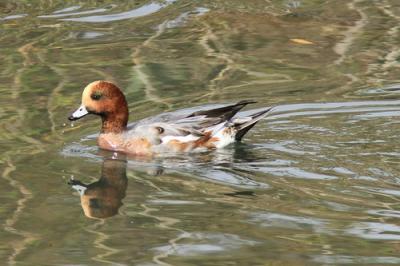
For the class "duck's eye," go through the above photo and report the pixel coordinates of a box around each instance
[91,92,102,100]
[155,126,164,134]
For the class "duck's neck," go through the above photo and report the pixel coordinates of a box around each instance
[101,109,129,134]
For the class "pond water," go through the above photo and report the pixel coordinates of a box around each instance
[1,0,400,265]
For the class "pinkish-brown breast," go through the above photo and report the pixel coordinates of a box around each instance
[98,134,153,156]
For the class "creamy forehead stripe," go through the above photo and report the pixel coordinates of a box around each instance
[82,81,101,105]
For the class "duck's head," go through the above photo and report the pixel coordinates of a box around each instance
[69,81,129,133]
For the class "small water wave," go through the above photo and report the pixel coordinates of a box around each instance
[147,199,203,205]
[354,186,400,197]
[356,84,400,96]
[257,167,337,180]
[367,209,400,218]
[38,7,111,19]
[152,232,258,256]
[312,255,400,264]
[247,211,329,233]
[165,7,209,28]
[53,5,82,14]
[1,14,27,20]
[58,0,177,23]
[60,142,100,161]
[265,100,400,121]
[346,222,400,240]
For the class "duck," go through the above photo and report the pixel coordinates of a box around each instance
[68,80,271,156]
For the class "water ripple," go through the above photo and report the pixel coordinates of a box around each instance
[346,222,400,240]
[257,166,337,180]
[313,255,400,264]
[356,84,400,96]
[60,0,176,23]
[152,232,258,256]
[165,7,209,29]
[367,209,400,218]
[1,14,27,20]
[53,5,82,14]
[248,212,329,233]
[38,7,110,19]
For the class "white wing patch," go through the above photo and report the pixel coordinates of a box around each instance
[162,134,199,143]
[160,122,237,149]
[213,128,235,148]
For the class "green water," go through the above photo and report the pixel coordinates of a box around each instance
[1,0,400,265]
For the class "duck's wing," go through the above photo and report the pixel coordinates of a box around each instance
[185,100,257,126]
[129,101,254,129]
[167,100,258,130]
[128,101,272,149]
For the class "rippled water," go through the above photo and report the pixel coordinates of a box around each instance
[1,0,400,265]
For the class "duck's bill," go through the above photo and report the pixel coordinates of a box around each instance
[68,105,89,121]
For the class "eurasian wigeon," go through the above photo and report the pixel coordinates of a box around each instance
[68,80,271,155]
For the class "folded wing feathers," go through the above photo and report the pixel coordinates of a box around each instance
[155,101,271,144]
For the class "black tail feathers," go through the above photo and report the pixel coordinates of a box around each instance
[187,100,257,121]
[234,107,272,141]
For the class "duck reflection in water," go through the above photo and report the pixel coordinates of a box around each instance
[68,156,128,219]
[65,144,263,218]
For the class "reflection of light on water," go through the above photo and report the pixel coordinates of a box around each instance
[38,8,109,19]
[61,143,100,161]
[259,167,337,180]
[354,186,400,197]
[260,141,317,155]
[346,222,400,240]
[59,0,177,23]
[265,100,400,121]
[313,255,400,264]
[240,159,337,180]
[1,14,27,20]
[148,199,203,205]
[322,201,354,212]
[355,84,400,96]
[350,111,400,120]
[319,167,377,181]
[68,31,105,39]
[367,209,400,218]
[248,212,329,233]
[52,5,82,14]
[165,7,209,28]
[152,232,258,256]
[197,168,269,188]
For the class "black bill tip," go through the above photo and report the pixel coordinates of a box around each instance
[68,115,79,121]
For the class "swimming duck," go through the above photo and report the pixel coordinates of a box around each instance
[68,81,271,155]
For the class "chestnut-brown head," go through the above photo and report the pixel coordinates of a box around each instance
[69,81,129,133]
